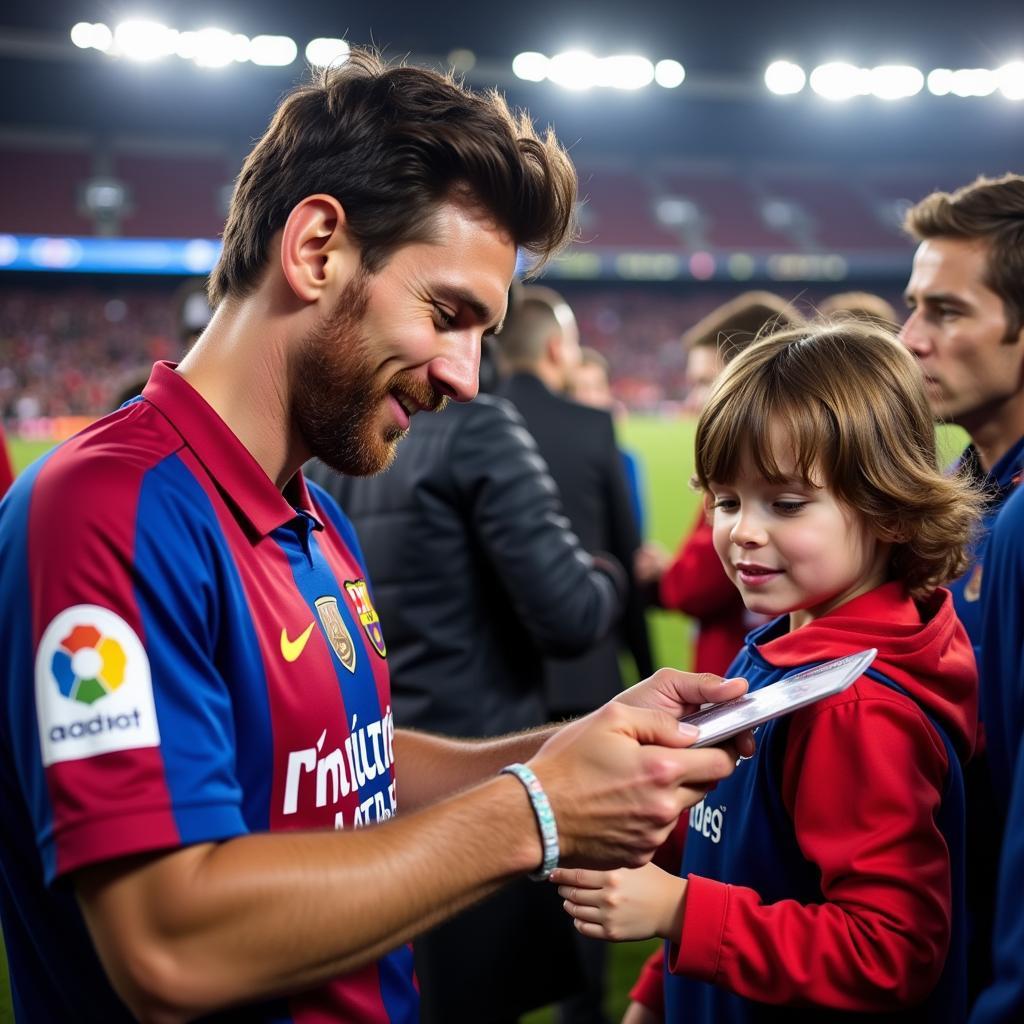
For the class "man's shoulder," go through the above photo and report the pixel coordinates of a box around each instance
[25,403,194,535]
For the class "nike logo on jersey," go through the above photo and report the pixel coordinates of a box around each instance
[280,622,315,662]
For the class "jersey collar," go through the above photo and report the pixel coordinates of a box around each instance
[142,361,322,538]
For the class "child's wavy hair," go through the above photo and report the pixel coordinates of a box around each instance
[693,320,983,598]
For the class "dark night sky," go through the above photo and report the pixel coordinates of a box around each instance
[0,1,1021,169]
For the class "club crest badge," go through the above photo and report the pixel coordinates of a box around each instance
[314,596,357,673]
[344,579,387,658]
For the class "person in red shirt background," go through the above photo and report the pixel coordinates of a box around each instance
[0,423,14,498]
[635,292,801,675]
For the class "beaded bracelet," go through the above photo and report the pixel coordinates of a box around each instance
[501,762,560,881]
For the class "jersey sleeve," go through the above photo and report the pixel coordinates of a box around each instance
[670,690,953,1011]
[20,447,248,883]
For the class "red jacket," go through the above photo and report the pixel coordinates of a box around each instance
[659,509,750,676]
[0,423,14,498]
[633,582,978,1016]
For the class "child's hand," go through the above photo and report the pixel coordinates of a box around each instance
[622,1001,662,1024]
[551,863,687,942]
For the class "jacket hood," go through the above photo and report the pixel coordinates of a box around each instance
[755,581,978,760]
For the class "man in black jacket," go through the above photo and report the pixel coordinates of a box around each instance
[498,288,653,719]
[497,288,652,1024]
[306,339,627,1021]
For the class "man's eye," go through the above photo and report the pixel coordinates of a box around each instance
[433,305,457,328]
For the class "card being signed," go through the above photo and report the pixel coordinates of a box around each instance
[681,649,878,749]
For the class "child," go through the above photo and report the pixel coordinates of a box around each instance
[553,321,981,1022]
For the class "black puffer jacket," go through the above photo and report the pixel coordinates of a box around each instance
[307,394,624,737]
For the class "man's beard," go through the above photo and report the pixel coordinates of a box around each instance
[291,270,447,476]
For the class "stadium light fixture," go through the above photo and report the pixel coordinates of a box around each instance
[249,35,298,67]
[654,59,685,88]
[998,62,1024,100]
[513,50,676,91]
[547,50,600,90]
[809,62,867,100]
[70,22,113,52]
[600,55,655,90]
[306,37,351,68]
[112,20,178,62]
[765,60,806,95]
[512,52,550,82]
[869,65,923,100]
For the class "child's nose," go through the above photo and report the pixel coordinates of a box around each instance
[731,511,767,547]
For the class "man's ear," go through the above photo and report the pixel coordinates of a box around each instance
[544,331,563,367]
[279,194,361,303]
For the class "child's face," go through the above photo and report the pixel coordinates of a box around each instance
[708,445,891,630]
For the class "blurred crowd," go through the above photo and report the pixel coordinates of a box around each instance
[0,282,903,423]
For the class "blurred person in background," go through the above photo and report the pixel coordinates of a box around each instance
[635,292,801,675]
[0,51,749,1024]
[307,322,629,1022]
[0,422,13,497]
[498,286,652,1024]
[819,290,898,328]
[901,172,1024,1006]
[571,346,647,537]
[570,345,653,693]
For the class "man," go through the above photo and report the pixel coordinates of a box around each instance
[0,52,746,1023]
[571,346,647,539]
[308,334,626,1020]
[498,287,653,714]
[498,289,653,1023]
[900,173,1024,1002]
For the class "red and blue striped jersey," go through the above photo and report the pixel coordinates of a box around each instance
[0,361,417,1022]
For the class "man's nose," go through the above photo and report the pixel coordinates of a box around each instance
[429,334,482,403]
[898,310,931,357]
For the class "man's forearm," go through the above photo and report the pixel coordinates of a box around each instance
[393,722,566,810]
[78,773,541,1022]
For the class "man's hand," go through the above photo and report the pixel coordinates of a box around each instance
[615,667,756,760]
[526,701,737,869]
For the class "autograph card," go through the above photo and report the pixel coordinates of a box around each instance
[680,648,877,748]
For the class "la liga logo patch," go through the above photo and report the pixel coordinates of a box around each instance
[35,605,160,766]
[51,623,127,705]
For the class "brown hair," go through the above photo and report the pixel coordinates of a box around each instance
[209,49,578,306]
[694,320,981,598]
[683,291,803,365]
[904,173,1024,342]
[818,291,897,329]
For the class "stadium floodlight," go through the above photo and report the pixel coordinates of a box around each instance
[869,65,923,100]
[599,55,654,90]
[186,28,243,67]
[71,22,111,51]
[997,62,1024,100]
[513,51,549,82]
[547,50,600,90]
[248,35,297,67]
[809,62,868,100]
[927,69,953,96]
[949,68,997,97]
[654,59,685,88]
[113,20,178,62]
[765,60,806,95]
[306,37,350,68]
